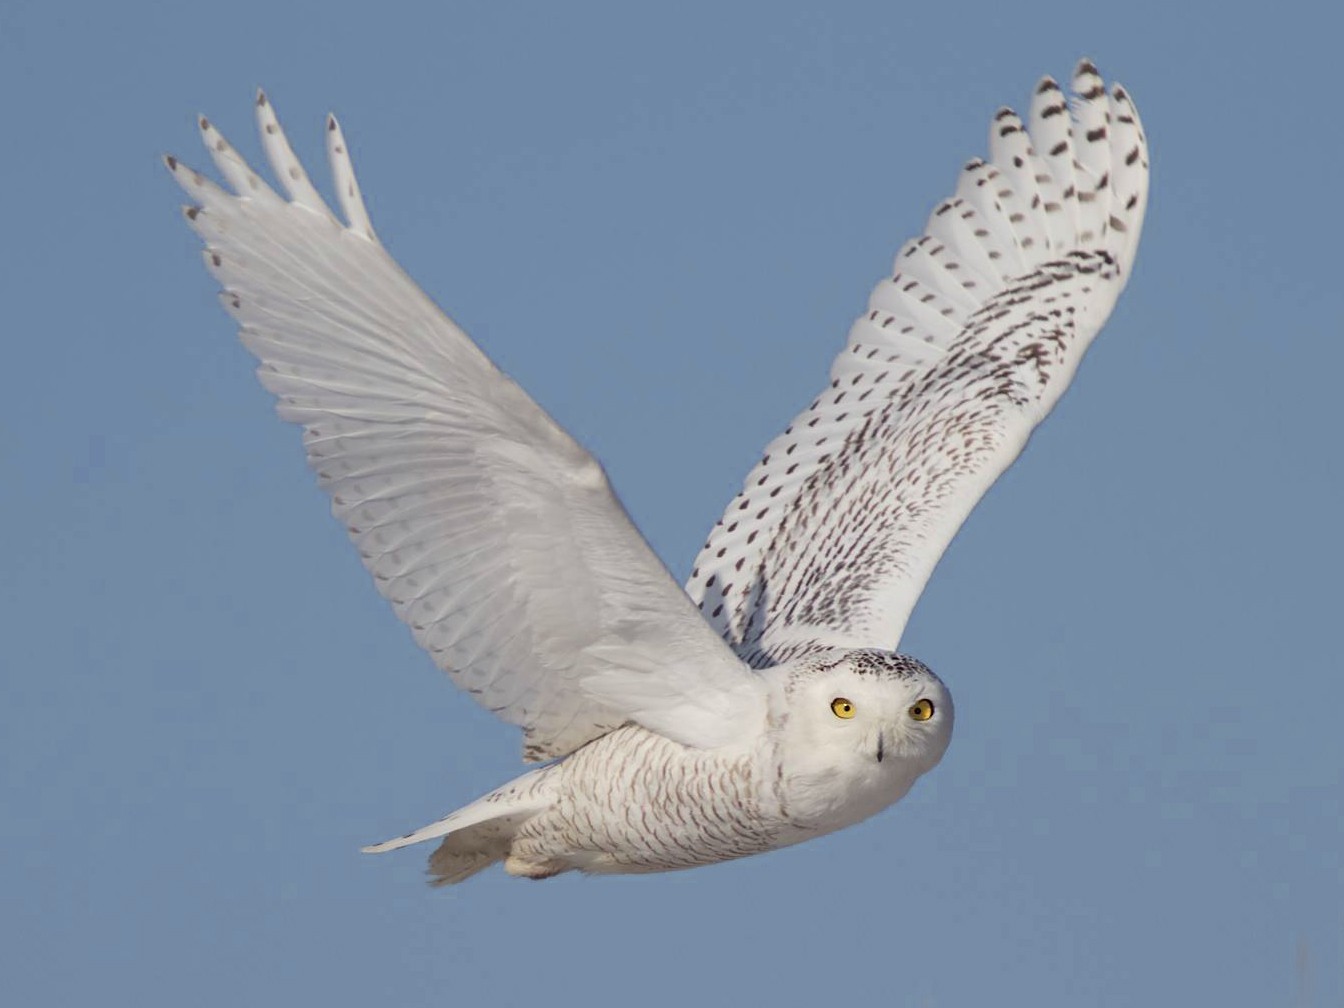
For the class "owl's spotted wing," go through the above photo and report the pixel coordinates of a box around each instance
[685,62,1149,667]
[168,96,765,760]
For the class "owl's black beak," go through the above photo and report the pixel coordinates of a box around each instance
[875,733,885,763]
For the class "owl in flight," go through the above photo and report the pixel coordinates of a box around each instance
[168,60,1147,883]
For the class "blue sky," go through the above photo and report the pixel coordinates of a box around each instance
[3,1,1341,1005]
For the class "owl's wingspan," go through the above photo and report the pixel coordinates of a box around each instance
[168,95,765,760]
[685,61,1149,667]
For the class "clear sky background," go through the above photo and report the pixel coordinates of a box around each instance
[3,1,1341,1005]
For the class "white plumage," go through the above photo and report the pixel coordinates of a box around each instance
[168,60,1147,883]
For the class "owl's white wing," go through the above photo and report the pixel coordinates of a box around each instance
[686,61,1149,667]
[168,95,766,760]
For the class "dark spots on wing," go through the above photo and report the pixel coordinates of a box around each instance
[685,78,1131,656]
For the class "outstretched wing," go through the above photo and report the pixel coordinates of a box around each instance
[685,61,1149,667]
[167,95,765,760]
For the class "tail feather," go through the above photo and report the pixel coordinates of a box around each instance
[360,810,471,854]
[361,767,554,885]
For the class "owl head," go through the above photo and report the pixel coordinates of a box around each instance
[764,649,953,831]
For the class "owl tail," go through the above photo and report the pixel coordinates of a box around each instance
[361,766,555,886]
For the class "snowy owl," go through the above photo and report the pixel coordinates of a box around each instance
[167,60,1147,883]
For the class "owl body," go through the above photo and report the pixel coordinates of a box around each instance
[408,650,953,882]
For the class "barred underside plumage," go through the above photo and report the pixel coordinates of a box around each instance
[365,725,777,883]
[511,726,773,875]
[685,60,1148,667]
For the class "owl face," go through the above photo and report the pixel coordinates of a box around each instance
[767,649,954,832]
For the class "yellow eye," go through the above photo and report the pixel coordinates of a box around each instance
[830,697,856,719]
[908,698,935,722]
